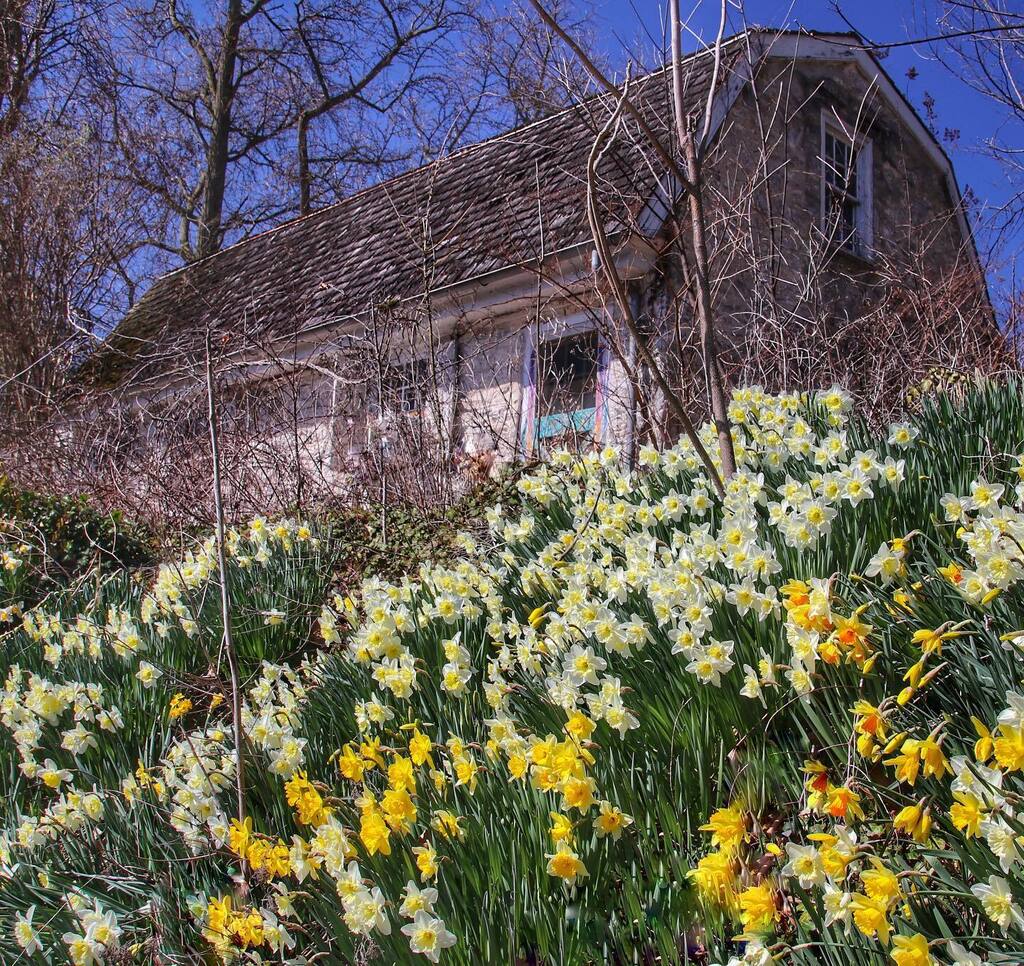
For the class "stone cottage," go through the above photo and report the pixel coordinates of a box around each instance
[85,29,1000,479]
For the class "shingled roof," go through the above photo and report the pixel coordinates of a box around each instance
[83,33,752,389]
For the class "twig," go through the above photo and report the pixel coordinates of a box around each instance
[585,74,725,496]
[670,0,737,478]
[204,329,247,838]
[527,0,695,193]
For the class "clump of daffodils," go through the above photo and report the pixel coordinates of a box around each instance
[6,387,1024,963]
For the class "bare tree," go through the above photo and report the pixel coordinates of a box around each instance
[466,0,599,126]
[99,0,591,261]
[101,0,292,262]
[528,0,737,485]
[929,1,1024,239]
[0,0,146,418]
[287,1,471,215]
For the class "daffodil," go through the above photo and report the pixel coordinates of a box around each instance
[737,882,777,932]
[851,893,893,944]
[399,880,439,919]
[699,804,747,853]
[893,801,931,842]
[949,791,984,837]
[413,843,439,881]
[971,874,1024,932]
[890,932,932,966]
[228,816,253,857]
[593,801,633,840]
[546,844,588,885]
[13,906,41,955]
[400,911,457,962]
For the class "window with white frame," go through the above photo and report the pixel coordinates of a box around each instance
[536,329,599,440]
[821,119,872,256]
[339,357,430,461]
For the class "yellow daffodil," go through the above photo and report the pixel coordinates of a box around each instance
[699,804,747,853]
[737,883,777,932]
[890,933,932,966]
[893,802,931,842]
[546,844,588,885]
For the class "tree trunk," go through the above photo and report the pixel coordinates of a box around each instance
[669,0,735,478]
[297,110,312,215]
[681,125,736,478]
[194,0,243,260]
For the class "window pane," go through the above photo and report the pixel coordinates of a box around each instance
[538,331,598,418]
[823,128,863,251]
[824,130,856,194]
[392,358,428,412]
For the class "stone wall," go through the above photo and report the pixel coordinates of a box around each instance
[698,54,992,396]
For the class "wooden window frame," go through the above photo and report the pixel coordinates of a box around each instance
[820,112,874,259]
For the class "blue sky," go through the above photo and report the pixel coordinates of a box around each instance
[592,0,1018,297]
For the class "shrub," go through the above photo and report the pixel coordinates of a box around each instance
[320,474,522,591]
[0,478,153,619]
[3,383,1024,965]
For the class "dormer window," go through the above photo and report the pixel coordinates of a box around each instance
[821,118,873,257]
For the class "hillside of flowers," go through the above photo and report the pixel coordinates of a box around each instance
[3,382,1024,965]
